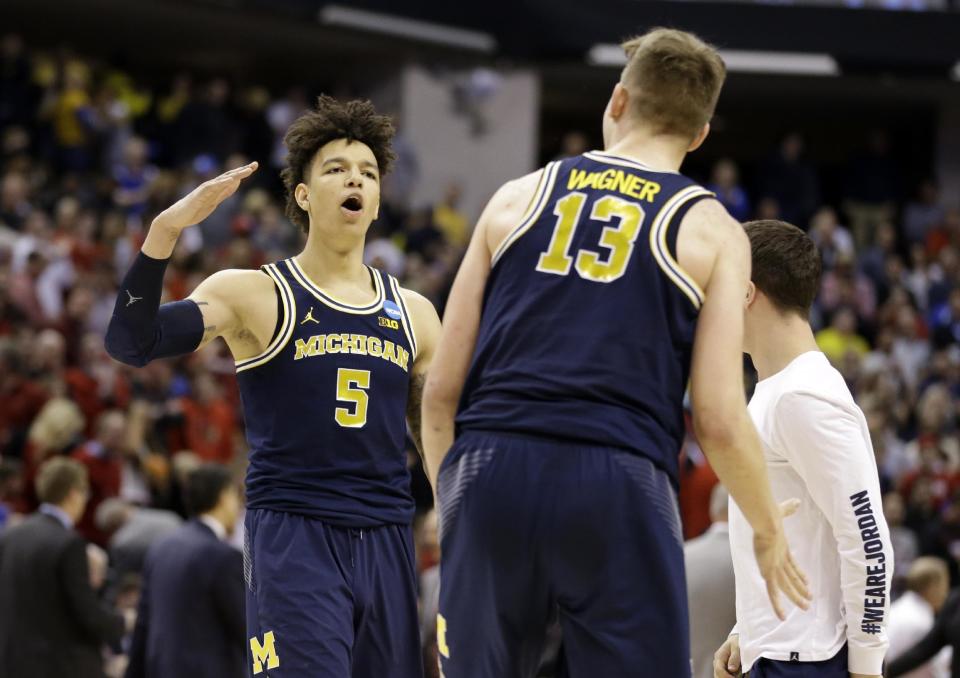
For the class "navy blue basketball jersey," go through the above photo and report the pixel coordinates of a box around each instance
[456,151,715,483]
[236,258,418,527]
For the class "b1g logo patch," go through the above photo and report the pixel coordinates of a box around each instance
[250,631,280,674]
[379,316,399,330]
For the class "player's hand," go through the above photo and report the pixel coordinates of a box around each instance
[713,634,741,677]
[753,499,811,620]
[86,542,108,590]
[153,161,258,233]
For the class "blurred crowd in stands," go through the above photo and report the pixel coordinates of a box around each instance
[0,32,959,677]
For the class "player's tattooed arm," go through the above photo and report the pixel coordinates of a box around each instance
[187,269,276,357]
[193,302,218,342]
[406,373,427,458]
[401,288,442,466]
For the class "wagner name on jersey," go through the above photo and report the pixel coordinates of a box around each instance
[457,150,714,484]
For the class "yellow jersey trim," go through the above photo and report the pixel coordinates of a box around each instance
[490,161,560,267]
[235,263,297,372]
[648,186,713,309]
[286,259,385,315]
[584,151,681,176]
[388,275,418,360]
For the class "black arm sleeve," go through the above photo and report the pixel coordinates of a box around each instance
[104,252,205,367]
[887,592,957,676]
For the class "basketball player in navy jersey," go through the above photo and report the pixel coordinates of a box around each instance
[422,28,810,677]
[106,97,440,678]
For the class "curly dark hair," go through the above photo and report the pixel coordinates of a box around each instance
[281,95,397,233]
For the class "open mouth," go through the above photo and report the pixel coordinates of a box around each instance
[341,196,363,213]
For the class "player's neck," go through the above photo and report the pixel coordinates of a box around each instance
[297,237,368,288]
[750,314,819,382]
[604,130,687,173]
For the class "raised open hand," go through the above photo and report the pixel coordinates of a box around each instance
[153,161,258,233]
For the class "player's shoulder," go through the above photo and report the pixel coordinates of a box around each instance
[676,195,747,269]
[772,353,858,414]
[203,267,274,293]
[396,285,438,318]
[479,166,551,255]
[190,267,276,316]
[488,167,547,215]
[673,196,745,294]
[396,285,441,346]
[503,166,548,197]
[680,196,742,241]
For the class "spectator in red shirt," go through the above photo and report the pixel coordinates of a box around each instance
[65,332,131,436]
[8,250,46,326]
[0,268,28,337]
[0,343,49,458]
[71,410,129,546]
[678,414,719,540]
[178,374,236,465]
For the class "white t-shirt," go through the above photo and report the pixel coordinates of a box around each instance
[887,591,951,678]
[729,351,892,675]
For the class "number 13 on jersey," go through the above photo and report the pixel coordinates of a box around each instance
[536,192,645,283]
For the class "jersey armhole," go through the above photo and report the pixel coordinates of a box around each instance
[235,263,297,373]
[267,284,283,345]
[490,161,561,267]
[648,187,714,310]
[388,274,418,360]
[665,193,714,262]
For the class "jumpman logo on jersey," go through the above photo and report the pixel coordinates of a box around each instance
[125,290,142,307]
[301,307,320,325]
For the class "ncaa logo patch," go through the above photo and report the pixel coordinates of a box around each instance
[384,300,402,320]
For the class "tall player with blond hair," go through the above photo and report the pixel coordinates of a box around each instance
[423,28,810,677]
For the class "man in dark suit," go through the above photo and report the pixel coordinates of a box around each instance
[126,463,245,678]
[0,457,126,678]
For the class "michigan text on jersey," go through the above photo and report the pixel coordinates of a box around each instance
[567,168,661,202]
[293,333,411,371]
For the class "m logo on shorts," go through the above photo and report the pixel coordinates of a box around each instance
[250,631,280,674]
[437,614,451,659]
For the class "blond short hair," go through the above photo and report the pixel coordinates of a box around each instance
[906,557,948,595]
[620,28,726,139]
[36,457,88,505]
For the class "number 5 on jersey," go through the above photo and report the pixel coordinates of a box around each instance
[335,368,370,428]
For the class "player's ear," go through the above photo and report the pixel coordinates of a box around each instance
[687,123,710,152]
[745,280,757,309]
[609,82,629,121]
[295,183,309,211]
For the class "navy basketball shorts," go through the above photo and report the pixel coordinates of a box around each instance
[436,430,689,678]
[746,645,848,678]
[243,508,422,678]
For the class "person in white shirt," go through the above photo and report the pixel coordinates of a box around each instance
[887,557,951,678]
[687,484,737,678]
[714,220,893,678]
